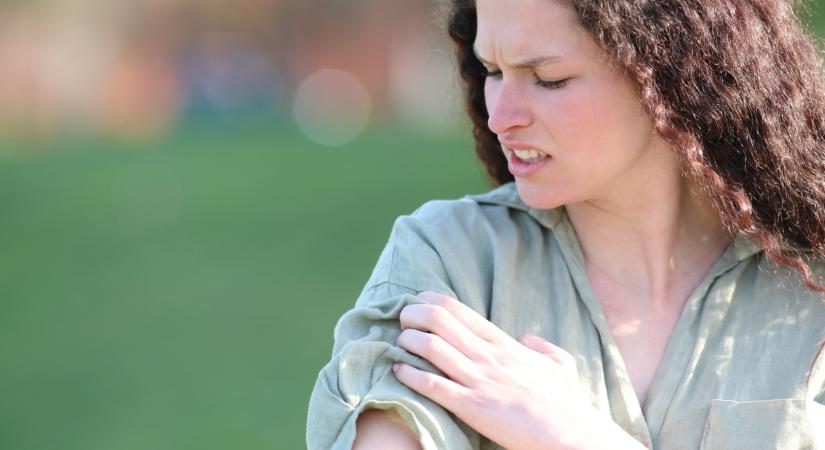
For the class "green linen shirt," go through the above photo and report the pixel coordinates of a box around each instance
[306,181,825,450]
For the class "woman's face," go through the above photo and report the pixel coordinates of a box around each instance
[476,0,669,209]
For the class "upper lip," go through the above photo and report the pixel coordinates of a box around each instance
[499,139,549,154]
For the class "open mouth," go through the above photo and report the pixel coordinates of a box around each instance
[503,146,552,177]
[504,147,550,164]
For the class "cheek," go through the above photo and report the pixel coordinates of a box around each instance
[590,74,653,148]
[534,87,602,151]
[539,79,652,161]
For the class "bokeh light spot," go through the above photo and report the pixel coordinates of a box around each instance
[292,69,372,147]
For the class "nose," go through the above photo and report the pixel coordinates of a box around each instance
[485,78,532,135]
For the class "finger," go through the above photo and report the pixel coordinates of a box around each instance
[518,332,578,369]
[396,328,479,386]
[400,303,491,361]
[518,332,561,356]
[392,362,472,415]
[417,291,512,345]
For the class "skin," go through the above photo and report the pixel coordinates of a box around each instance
[356,0,731,447]
[353,409,421,450]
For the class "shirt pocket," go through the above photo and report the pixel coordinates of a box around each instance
[699,398,825,450]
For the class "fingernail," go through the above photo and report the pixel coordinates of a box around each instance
[392,363,401,372]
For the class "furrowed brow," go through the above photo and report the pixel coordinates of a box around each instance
[472,45,562,69]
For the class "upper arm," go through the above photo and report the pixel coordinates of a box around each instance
[353,409,424,450]
[306,204,482,450]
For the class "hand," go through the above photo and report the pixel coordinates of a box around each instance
[392,291,634,450]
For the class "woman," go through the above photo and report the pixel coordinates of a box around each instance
[307,0,825,448]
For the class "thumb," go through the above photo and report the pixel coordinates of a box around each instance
[518,332,561,357]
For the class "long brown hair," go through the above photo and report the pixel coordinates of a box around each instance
[447,0,825,292]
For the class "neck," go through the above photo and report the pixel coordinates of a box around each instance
[564,169,731,308]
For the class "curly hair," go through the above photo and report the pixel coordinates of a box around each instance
[446,0,825,292]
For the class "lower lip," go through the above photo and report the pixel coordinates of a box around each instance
[506,151,551,177]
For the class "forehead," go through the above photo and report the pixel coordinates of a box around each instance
[473,0,587,58]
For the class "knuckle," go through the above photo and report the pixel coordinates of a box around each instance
[423,373,439,391]
[424,305,450,324]
[475,348,499,366]
[435,295,452,307]
[422,334,444,357]
[443,302,462,317]
[466,388,488,409]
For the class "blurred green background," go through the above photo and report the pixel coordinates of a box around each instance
[0,1,823,450]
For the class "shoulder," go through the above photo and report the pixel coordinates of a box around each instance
[363,182,561,293]
[748,251,825,301]
[731,249,825,330]
[382,182,533,265]
[739,251,825,363]
[388,182,561,264]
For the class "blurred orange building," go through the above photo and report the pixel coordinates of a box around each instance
[0,0,462,142]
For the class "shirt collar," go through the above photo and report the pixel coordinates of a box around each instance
[465,181,564,230]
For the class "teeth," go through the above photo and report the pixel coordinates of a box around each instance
[510,148,548,162]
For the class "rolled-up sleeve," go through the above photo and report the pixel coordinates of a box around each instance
[306,208,481,450]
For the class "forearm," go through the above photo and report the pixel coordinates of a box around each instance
[352,408,424,450]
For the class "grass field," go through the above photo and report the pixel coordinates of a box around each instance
[0,122,488,450]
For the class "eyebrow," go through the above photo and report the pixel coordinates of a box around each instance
[472,45,562,69]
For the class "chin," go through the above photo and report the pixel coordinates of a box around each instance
[513,179,568,210]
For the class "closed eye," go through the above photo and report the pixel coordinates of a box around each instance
[483,69,570,90]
